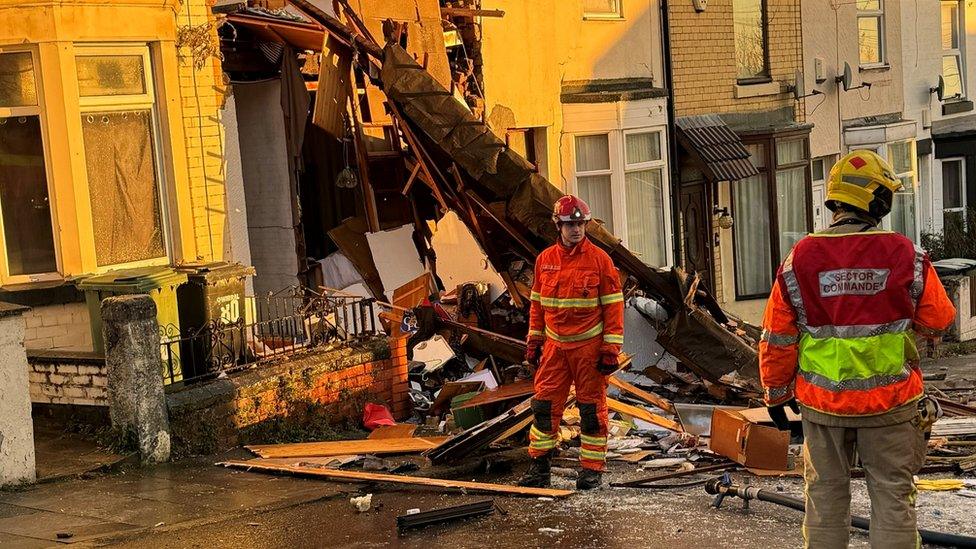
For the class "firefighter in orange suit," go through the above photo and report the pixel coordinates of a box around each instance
[759,150,956,548]
[517,195,625,490]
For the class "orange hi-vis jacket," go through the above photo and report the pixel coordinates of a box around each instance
[528,237,624,355]
[760,230,955,417]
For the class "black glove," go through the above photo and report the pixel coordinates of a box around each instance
[768,399,799,431]
[596,352,618,375]
[525,339,543,367]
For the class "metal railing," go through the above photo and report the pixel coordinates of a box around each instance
[160,288,379,384]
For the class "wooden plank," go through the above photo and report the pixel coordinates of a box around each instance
[368,424,418,439]
[392,272,435,310]
[440,7,505,17]
[608,376,674,413]
[932,417,976,437]
[431,380,485,415]
[453,379,534,410]
[606,397,682,432]
[611,450,656,463]
[245,437,449,459]
[311,34,352,139]
[219,459,573,498]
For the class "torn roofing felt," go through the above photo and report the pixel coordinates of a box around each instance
[379,44,758,384]
[675,114,759,182]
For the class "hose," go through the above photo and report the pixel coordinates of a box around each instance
[705,478,976,548]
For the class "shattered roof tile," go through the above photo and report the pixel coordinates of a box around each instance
[675,114,759,182]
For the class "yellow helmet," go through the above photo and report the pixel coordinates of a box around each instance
[826,150,903,219]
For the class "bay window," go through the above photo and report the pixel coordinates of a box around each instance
[76,46,168,268]
[572,128,671,268]
[0,50,59,280]
[732,136,812,298]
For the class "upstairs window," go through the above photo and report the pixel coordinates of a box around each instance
[857,0,885,66]
[583,0,623,19]
[733,0,769,82]
[942,1,965,99]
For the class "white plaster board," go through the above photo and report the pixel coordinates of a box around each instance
[365,225,425,301]
[430,211,507,302]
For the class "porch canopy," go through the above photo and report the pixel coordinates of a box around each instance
[674,114,758,182]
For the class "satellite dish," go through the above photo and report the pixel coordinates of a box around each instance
[841,62,853,91]
[935,75,946,101]
[792,69,806,101]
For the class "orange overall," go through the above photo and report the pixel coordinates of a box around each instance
[526,237,624,471]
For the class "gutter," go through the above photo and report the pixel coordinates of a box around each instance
[660,0,682,269]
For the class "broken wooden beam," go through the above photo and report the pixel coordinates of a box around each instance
[607,397,682,432]
[245,437,449,459]
[218,459,573,498]
[440,7,505,18]
[608,375,674,414]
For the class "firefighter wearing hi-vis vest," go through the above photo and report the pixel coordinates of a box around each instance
[759,150,956,548]
[517,195,624,491]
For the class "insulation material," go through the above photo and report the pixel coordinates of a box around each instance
[430,211,507,302]
[319,251,363,290]
[364,224,424,301]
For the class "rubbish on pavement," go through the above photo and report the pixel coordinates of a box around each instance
[363,403,396,430]
[350,493,372,512]
[218,459,574,497]
[709,408,792,470]
[396,499,495,532]
[245,437,449,459]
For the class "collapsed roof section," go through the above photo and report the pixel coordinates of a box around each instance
[377,44,758,385]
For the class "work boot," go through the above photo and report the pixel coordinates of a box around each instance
[576,469,602,490]
[517,454,552,488]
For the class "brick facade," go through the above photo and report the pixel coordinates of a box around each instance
[167,336,410,455]
[668,0,802,120]
[176,0,227,261]
[27,350,107,407]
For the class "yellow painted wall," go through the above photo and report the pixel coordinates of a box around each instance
[0,0,226,287]
[478,0,665,189]
[175,0,227,262]
[668,0,802,118]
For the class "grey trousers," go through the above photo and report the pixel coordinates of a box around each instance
[802,417,925,549]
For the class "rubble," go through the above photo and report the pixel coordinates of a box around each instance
[203,3,976,542]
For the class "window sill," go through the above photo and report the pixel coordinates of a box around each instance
[942,99,974,116]
[858,63,890,73]
[733,81,781,99]
[583,14,625,21]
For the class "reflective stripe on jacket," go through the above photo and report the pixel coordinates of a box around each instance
[527,237,624,354]
[759,230,956,417]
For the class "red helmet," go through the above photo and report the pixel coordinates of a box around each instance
[552,195,592,223]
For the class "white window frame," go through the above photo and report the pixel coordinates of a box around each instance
[941,0,966,100]
[75,44,172,272]
[941,157,967,227]
[857,0,886,68]
[583,0,623,20]
[570,127,674,268]
[877,140,919,242]
[0,46,62,285]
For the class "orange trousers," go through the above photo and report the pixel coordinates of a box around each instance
[527,337,608,471]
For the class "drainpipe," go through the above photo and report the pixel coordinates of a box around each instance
[660,0,682,269]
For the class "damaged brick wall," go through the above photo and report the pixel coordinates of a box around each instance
[23,303,93,352]
[27,351,107,407]
[166,335,410,455]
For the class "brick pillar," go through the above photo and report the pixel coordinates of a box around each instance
[102,295,170,464]
[0,303,35,486]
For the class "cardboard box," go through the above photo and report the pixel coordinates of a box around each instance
[709,407,797,470]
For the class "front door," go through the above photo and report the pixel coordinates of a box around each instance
[679,181,713,289]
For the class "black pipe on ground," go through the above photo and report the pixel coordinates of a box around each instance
[704,478,976,548]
